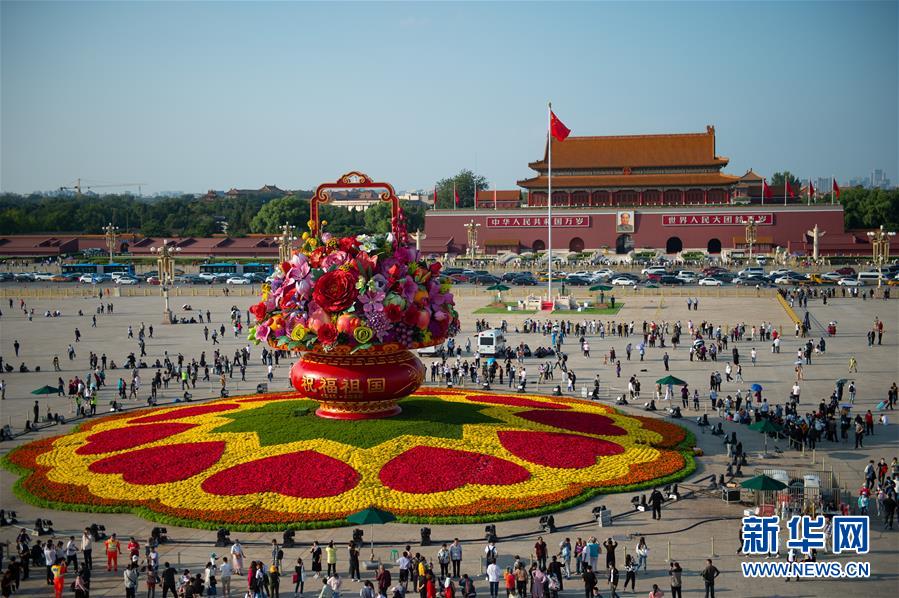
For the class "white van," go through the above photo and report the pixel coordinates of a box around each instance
[477,329,506,356]
[857,271,884,285]
[737,267,766,277]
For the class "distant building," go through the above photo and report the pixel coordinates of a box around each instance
[223,184,289,200]
[475,190,521,210]
[734,169,764,200]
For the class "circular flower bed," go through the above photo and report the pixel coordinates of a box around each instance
[3,389,695,531]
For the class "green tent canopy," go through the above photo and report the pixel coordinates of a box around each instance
[740,474,788,491]
[346,507,397,562]
[31,385,58,395]
[655,376,687,386]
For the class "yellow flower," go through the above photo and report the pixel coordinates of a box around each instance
[290,324,307,341]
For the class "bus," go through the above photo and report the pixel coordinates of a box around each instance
[199,262,274,276]
[61,262,135,276]
[199,262,239,276]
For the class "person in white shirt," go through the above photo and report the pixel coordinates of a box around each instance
[81,528,93,570]
[485,562,501,598]
[230,540,245,575]
[65,536,79,569]
[219,556,233,598]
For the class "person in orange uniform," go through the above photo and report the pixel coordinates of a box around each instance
[50,557,67,598]
[105,533,122,572]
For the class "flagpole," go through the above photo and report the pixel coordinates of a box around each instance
[807,179,811,206]
[494,188,497,211]
[547,101,553,304]
[784,178,787,206]
[832,175,835,205]
[453,181,457,211]
[761,178,765,205]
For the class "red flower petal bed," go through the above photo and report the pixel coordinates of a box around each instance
[379,446,531,494]
[497,431,625,468]
[200,451,360,498]
[76,422,196,455]
[465,394,571,410]
[128,403,240,424]
[89,441,226,485]
[515,410,627,436]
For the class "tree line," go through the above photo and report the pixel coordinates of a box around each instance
[0,192,425,238]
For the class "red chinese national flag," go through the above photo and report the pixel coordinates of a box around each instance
[762,180,773,199]
[786,181,795,198]
[550,110,570,142]
[453,186,460,207]
[808,180,815,197]
[832,179,841,197]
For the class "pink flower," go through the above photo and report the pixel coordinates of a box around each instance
[321,250,350,270]
[254,324,271,342]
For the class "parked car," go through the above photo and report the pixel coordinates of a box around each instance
[51,274,78,282]
[611,277,638,286]
[470,274,501,285]
[698,277,723,286]
[33,272,55,281]
[837,277,862,287]
[145,276,161,285]
[13,273,35,282]
[512,274,538,286]
[79,274,100,283]
[226,276,252,285]
[565,276,591,286]
[658,275,686,285]
[835,267,856,276]
[116,276,139,285]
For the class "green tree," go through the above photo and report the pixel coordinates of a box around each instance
[435,169,488,209]
[250,195,311,233]
[770,171,801,189]
[839,187,899,229]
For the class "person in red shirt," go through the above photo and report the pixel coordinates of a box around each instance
[105,534,122,572]
[127,537,140,561]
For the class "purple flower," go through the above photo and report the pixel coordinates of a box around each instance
[359,290,385,314]
[401,276,418,301]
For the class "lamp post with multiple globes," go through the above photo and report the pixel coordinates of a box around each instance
[277,222,298,263]
[744,217,758,263]
[103,222,119,264]
[150,240,181,323]
[867,225,895,288]
[464,219,481,260]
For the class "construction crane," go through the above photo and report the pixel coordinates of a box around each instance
[59,178,147,196]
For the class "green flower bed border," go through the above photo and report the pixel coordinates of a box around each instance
[1,422,696,533]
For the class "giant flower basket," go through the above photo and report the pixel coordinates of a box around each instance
[249,172,459,419]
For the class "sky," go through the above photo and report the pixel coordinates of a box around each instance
[1,1,897,195]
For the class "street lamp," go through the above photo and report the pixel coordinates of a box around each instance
[103,222,119,264]
[151,240,181,323]
[744,218,758,264]
[277,222,298,263]
[866,225,895,287]
[463,219,481,260]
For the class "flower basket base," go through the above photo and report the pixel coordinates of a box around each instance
[289,347,426,420]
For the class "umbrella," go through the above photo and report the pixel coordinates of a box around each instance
[748,419,783,455]
[740,474,788,491]
[31,385,58,395]
[656,375,687,386]
[590,284,613,291]
[749,383,763,392]
[835,378,848,385]
[346,507,396,562]
[486,284,511,292]
[794,360,803,365]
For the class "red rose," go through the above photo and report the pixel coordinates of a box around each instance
[249,301,268,321]
[317,323,338,345]
[429,262,442,275]
[312,269,359,313]
[338,237,359,253]
[308,247,326,268]
[403,307,420,327]
[280,261,292,275]
[384,303,403,322]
